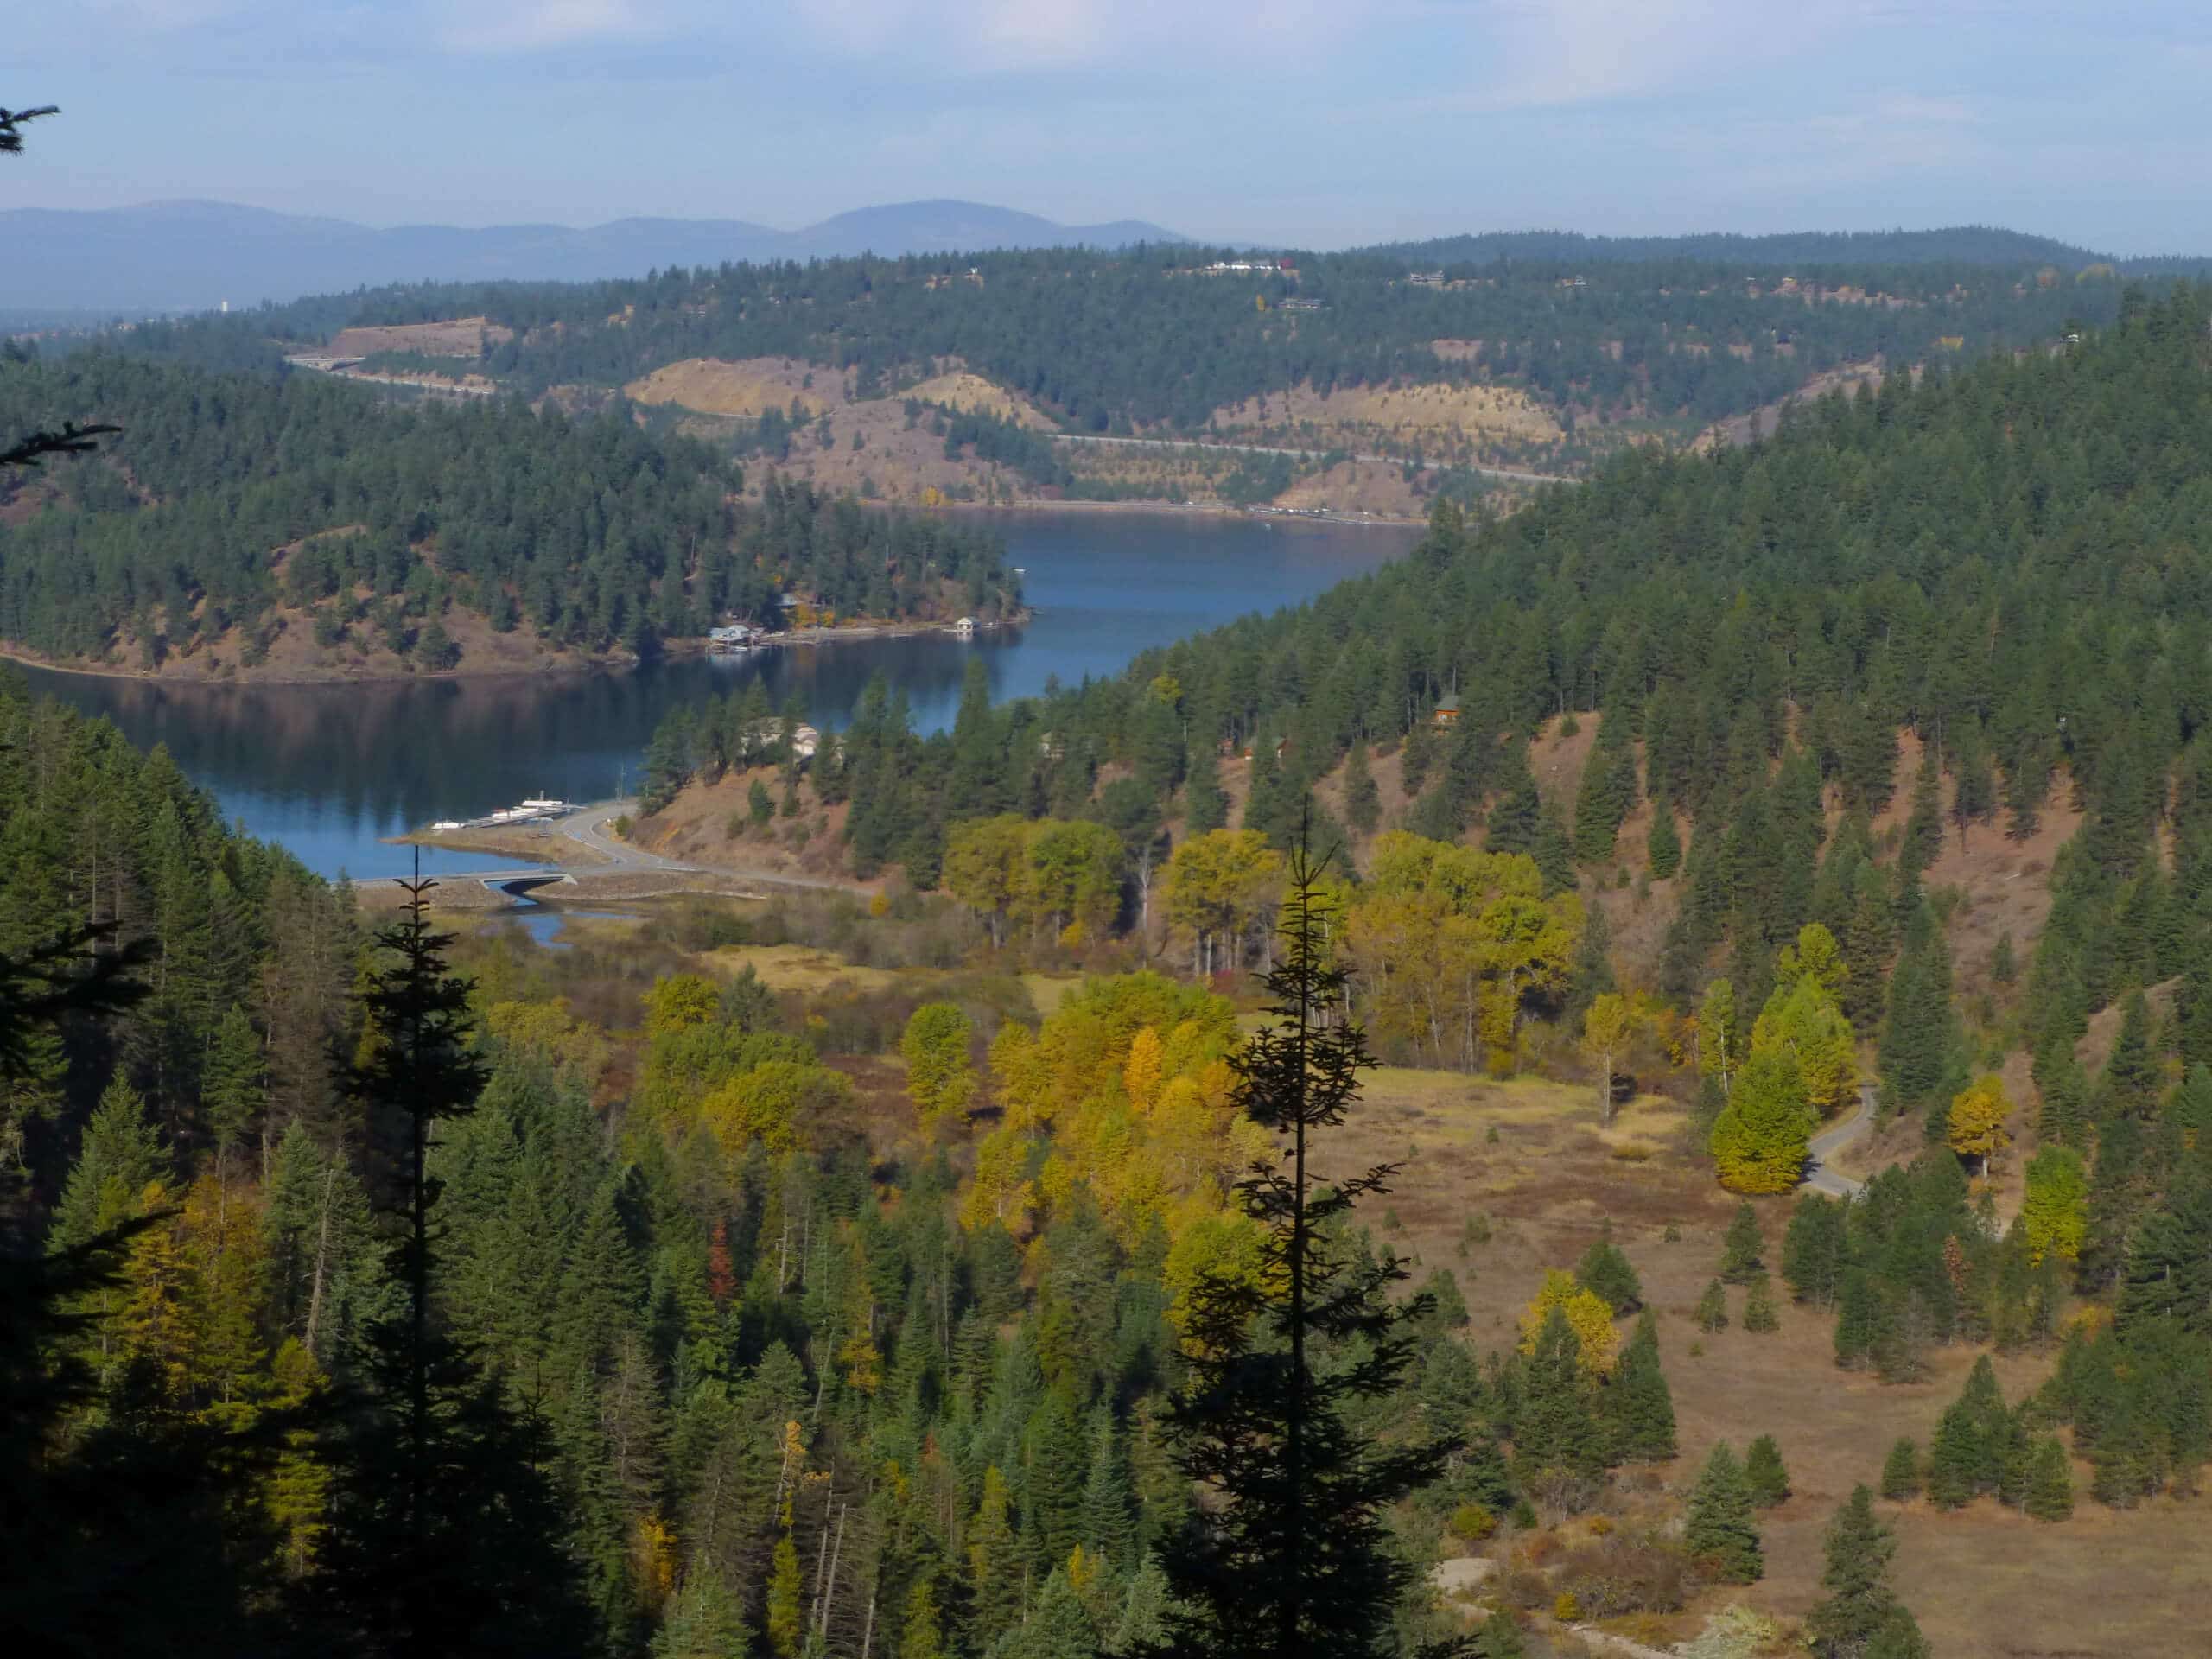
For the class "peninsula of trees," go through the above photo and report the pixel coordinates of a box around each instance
[0,353,1019,675]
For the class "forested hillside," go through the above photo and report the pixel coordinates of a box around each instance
[120,237,2120,445]
[3,667,1745,1658]
[638,290,2212,1518]
[0,354,1019,671]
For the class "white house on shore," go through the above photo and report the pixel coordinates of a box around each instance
[952,616,977,639]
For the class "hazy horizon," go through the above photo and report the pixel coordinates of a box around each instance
[14,3,2212,259]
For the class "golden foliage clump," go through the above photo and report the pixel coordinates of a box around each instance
[483,997,612,1083]
[1516,1268,1619,1377]
[960,972,1262,1248]
[1341,834,1583,1074]
[1947,1075,2013,1173]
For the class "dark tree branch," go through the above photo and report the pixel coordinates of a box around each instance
[0,105,60,156]
[0,423,124,468]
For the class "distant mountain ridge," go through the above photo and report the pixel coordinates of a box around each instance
[1375,226,2118,268]
[0,198,1189,312]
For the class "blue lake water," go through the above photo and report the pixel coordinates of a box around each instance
[16,510,1417,878]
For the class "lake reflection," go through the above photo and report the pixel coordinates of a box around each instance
[16,510,1416,876]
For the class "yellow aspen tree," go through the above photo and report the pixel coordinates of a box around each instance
[1947,1075,2013,1176]
[1516,1267,1620,1376]
[1582,993,1637,1123]
[2020,1146,2088,1263]
[1123,1025,1165,1115]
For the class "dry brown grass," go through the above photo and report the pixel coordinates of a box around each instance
[624,356,830,418]
[327,316,513,358]
[1269,458,1429,518]
[631,766,873,889]
[1210,378,1562,447]
[1327,1062,2207,1657]
[904,371,1053,429]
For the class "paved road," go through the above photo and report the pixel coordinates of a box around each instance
[1802,1084,1878,1198]
[1049,431,1573,490]
[550,803,864,895]
[555,804,690,870]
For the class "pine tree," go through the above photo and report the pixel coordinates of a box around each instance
[315,877,594,1657]
[200,1003,265,1180]
[1743,1434,1791,1507]
[1742,1273,1780,1333]
[1531,802,1577,896]
[1782,1194,1847,1307]
[50,1074,166,1254]
[967,1465,1022,1647]
[1646,807,1681,880]
[991,1565,1099,1659]
[1805,1486,1929,1659]
[1184,741,1228,835]
[1515,1304,1610,1489]
[1719,1202,1764,1283]
[1081,1408,1138,1568]
[1027,1388,1090,1573]
[1161,853,1455,1657]
[1484,757,1540,856]
[1682,1441,1762,1582]
[1833,1269,1880,1370]
[1695,1279,1728,1332]
[1573,1227,1643,1314]
[1879,1437,1920,1501]
[1341,739,1379,835]
[897,1571,944,1659]
[766,1532,804,1657]
[655,1557,750,1657]
[1611,1309,1676,1462]
[2023,1435,2074,1521]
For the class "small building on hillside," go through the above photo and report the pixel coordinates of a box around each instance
[952,616,976,639]
[1432,693,1461,728]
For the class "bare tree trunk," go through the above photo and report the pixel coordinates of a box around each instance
[809,1506,832,1633]
[817,1502,847,1640]
[305,1160,339,1360]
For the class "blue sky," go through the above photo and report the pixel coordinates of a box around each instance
[12,1,2209,252]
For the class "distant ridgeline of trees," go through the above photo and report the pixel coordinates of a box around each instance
[116,232,2133,436]
[0,355,1020,663]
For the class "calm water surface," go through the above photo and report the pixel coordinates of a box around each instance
[17,511,1416,878]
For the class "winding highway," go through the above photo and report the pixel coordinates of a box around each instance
[1802,1084,1878,1198]
[1048,432,1573,490]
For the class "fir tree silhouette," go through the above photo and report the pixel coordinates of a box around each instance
[1160,832,1460,1657]
[312,870,594,1657]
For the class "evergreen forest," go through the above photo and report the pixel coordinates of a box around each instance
[97,234,2133,436]
[0,353,1019,666]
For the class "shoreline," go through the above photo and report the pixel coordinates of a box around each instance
[0,610,1027,689]
[939,496,1428,529]
[0,640,641,690]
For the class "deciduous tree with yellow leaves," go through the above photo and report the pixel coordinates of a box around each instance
[1710,1048,1815,1193]
[902,1001,977,1134]
[1517,1268,1620,1376]
[1947,1075,2012,1176]
[2019,1145,2088,1264]
[1583,993,1637,1123]
[1164,829,1282,978]
[1341,833,1582,1074]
